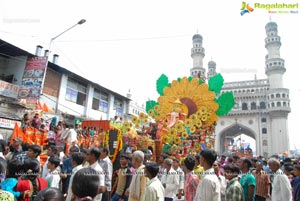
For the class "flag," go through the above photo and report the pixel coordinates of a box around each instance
[36,100,42,110]
[10,123,24,145]
[42,103,53,113]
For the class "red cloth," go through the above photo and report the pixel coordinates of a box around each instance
[16,178,48,201]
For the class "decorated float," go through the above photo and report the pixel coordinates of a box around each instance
[139,73,235,159]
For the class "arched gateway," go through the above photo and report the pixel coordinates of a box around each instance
[218,122,256,156]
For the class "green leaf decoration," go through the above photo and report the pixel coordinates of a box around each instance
[156,74,169,95]
[215,92,235,116]
[177,77,181,82]
[199,79,204,84]
[188,76,193,82]
[208,73,224,95]
[145,100,158,113]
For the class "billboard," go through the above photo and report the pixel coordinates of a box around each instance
[18,56,47,108]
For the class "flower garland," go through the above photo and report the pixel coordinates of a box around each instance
[110,129,123,163]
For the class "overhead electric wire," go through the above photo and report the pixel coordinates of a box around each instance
[55,34,191,43]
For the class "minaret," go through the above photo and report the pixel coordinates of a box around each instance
[190,34,206,81]
[207,60,217,80]
[126,89,132,99]
[265,21,291,155]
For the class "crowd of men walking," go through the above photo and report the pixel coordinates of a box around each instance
[0,112,299,200]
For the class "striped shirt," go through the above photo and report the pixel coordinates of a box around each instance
[225,177,245,201]
[252,170,270,198]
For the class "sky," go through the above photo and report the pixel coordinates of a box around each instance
[0,0,299,149]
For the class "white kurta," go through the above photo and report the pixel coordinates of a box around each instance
[144,177,165,201]
[193,168,221,201]
[271,169,292,201]
[90,161,105,201]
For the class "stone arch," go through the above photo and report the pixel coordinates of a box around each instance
[219,123,256,154]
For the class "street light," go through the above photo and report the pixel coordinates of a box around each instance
[40,19,86,94]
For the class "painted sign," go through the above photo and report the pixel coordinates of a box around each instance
[0,118,21,129]
[0,80,19,99]
[18,56,47,108]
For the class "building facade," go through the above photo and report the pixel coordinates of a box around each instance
[0,40,130,138]
[190,21,291,157]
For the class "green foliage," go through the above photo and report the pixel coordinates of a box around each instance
[156,74,169,95]
[177,77,181,82]
[188,76,193,82]
[215,92,235,116]
[199,79,204,84]
[145,100,158,113]
[208,74,224,95]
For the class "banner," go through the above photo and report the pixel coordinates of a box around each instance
[0,80,20,99]
[18,56,47,108]
[0,118,21,129]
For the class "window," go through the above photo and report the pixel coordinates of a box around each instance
[251,102,256,110]
[276,93,280,98]
[242,103,248,110]
[283,102,287,106]
[262,128,267,134]
[282,94,286,98]
[92,89,109,112]
[261,118,267,123]
[271,94,274,98]
[271,103,275,107]
[65,77,87,106]
[277,102,281,107]
[260,102,266,109]
[114,98,123,116]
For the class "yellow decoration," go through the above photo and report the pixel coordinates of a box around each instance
[175,122,184,132]
[182,131,189,138]
[157,77,218,121]
[148,109,155,116]
[184,119,193,127]
[131,116,139,124]
[190,126,196,133]
[139,112,146,119]
[190,114,198,122]
[199,106,208,113]
[195,119,202,128]
[174,136,181,145]
[201,115,208,122]
[123,122,130,128]
[196,110,203,118]
[169,128,177,136]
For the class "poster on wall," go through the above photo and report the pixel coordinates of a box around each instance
[18,56,47,109]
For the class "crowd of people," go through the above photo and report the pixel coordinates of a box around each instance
[0,112,300,201]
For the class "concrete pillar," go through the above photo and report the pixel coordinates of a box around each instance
[108,93,115,120]
[56,74,68,113]
[84,84,94,118]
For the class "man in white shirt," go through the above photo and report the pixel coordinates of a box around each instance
[99,147,113,201]
[268,157,292,201]
[45,156,61,188]
[172,158,184,200]
[42,145,58,178]
[144,162,165,201]
[161,158,180,201]
[194,149,221,201]
[64,125,78,145]
[87,147,106,201]
[66,152,85,201]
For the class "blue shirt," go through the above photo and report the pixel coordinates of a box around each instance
[292,177,300,201]
[62,157,73,188]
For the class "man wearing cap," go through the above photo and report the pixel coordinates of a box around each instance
[11,138,28,163]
